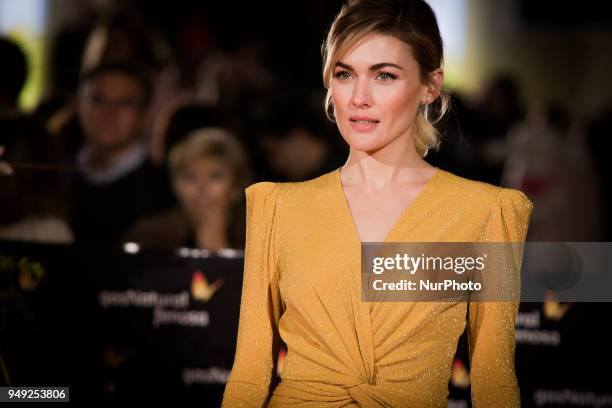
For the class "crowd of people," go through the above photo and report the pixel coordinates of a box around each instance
[1,2,610,249]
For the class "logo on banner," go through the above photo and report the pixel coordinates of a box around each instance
[191,270,224,302]
[450,358,470,389]
[543,290,574,321]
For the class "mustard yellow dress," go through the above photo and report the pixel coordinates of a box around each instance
[222,166,533,408]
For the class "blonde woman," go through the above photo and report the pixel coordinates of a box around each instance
[124,127,250,249]
[168,127,250,250]
[222,0,533,407]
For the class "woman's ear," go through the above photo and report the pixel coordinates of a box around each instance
[426,67,444,102]
[325,92,336,122]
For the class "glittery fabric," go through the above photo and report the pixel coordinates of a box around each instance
[221,166,534,408]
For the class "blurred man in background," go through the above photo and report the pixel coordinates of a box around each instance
[69,60,175,244]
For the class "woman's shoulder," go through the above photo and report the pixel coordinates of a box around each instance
[245,169,337,200]
[436,169,532,211]
[244,168,533,214]
[245,180,277,197]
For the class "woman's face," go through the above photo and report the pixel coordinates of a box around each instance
[330,33,431,153]
[173,158,236,223]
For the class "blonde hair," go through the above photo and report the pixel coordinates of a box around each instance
[321,0,451,157]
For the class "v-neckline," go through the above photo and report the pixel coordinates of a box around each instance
[335,165,440,244]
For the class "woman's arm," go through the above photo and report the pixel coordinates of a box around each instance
[468,188,533,407]
[222,182,283,408]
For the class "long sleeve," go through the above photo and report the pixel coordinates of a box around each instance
[222,182,283,408]
[468,188,534,407]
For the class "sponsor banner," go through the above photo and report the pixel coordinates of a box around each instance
[1,240,611,405]
[0,240,242,404]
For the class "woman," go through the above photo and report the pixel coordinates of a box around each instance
[169,127,250,249]
[222,0,533,407]
[123,127,250,249]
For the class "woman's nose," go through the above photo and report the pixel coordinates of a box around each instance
[197,183,210,196]
[350,79,372,108]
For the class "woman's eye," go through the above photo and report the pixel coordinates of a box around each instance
[377,72,396,81]
[208,171,228,182]
[178,172,198,184]
[334,71,351,80]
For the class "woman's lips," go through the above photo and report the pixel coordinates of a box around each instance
[349,118,380,132]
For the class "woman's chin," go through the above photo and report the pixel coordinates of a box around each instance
[344,136,387,153]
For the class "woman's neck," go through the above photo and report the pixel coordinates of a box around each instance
[341,151,433,189]
[193,211,230,250]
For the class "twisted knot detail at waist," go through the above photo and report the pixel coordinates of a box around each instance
[346,382,379,406]
[270,374,441,408]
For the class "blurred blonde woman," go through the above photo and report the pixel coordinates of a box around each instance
[123,127,250,250]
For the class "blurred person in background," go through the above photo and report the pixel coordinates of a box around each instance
[0,37,28,117]
[34,0,94,124]
[468,74,525,185]
[0,146,10,176]
[80,10,170,73]
[147,101,237,207]
[47,7,166,157]
[69,60,175,244]
[123,127,250,250]
[502,102,604,241]
[0,37,73,243]
[586,102,612,241]
[50,5,181,161]
[0,121,73,243]
[257,93,346,182]
[149,100,231,165]
[195,31,278,134]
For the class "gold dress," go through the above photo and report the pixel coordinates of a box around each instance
[221,166,533,408]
